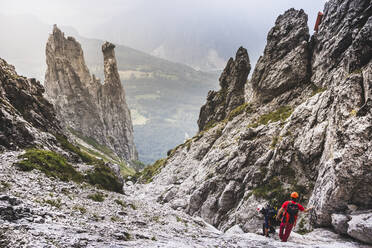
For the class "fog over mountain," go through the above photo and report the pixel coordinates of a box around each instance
[0,0,328,163]
[2,0,327,72]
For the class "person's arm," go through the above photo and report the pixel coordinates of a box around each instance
[298,203,313,213]
[276,207,284,220]
[303,206,314,213]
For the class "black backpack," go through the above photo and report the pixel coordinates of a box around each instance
[286,202,299,224]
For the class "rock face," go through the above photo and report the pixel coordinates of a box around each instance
[198,47,250,131]
[0,151,361,247]
[150,0,372,245]
[332,211,372,244]
[0,57,61,151]
[45,25,137,161]
[250,9,310,102]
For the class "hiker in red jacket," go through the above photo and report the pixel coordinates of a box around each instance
[276,192,313,242]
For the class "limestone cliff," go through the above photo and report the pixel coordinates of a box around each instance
[45,25,137,162]
[250,8,310,102]
[146,1,372,244]
[0,57,61,151]
[198,47,250,131]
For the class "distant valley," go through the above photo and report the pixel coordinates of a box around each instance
[0,14,219,164]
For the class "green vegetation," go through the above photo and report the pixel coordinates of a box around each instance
[111,216,119,222]
[152,216,160,223]
[66,129,135,177]
[248,106,293,128]
[68,128,114,158]
[297,218,311,235]
[86,163,124,193]
[88,192,105,202]
[252,171,309,207]
[270,136,281,149]
[203,120,220,132]
[129,203,137,210]
[202,102,253,133]
[15,148,124,193]
[310,84,327,96]
[0,181,11,192]
[45,198,62,208]
[227,103,253,121]
[115,199,127,208]
[134,158,167,183]
[252,177,288,207]
[131,160,146,171]
[55,134,96,164]
[73,205,87,214]
[15,149,83,182]
[280,166,296,179]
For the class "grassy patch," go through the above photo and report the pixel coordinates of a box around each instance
[134,158,167,183]
[115,199,127,208]
[203,120,219,132]
[15,148,124,193]
[252,173,310,207]
[270,136,280,149]
[131,160,146,171]
[88,192,105,202]
[111,216,119,222]
[86,163,124,193]
[252,177,288,206]
[310,85,327,96]
[73,205,87,214]
[45,198,62,208]
[248,106,293,128]
[58,132,135,177]
[0,181,11,192]
[68,128,115,159]
[55,134,97,164]
[227,102,253,121]
[15,149,83,182]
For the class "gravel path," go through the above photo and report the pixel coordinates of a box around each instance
[0,151,368,248]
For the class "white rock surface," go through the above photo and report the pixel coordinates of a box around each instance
[0,151,365,247]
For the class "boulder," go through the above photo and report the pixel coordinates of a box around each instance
[331,214,350,235]
[347,212,372,244]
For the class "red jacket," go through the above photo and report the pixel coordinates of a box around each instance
[281,200,305,224]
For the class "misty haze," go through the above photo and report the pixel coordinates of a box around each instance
[1,0,371,247]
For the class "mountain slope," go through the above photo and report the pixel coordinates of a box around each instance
[141,0,372,244]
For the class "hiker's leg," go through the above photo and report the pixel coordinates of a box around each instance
[282,223,294,242]
[264,217,269,236]
[279,222,285,240]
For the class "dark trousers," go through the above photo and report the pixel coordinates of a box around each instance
[279,222,294,242]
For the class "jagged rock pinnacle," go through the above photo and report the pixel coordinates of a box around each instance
[198,46,250,131]
[44,27,137,161]
[250,8,310,102]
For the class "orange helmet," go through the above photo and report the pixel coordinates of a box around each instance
[291,192,299,198]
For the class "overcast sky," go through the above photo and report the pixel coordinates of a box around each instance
[0,0,329,76]
[1,0,327,39]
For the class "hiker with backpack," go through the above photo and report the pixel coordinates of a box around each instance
[259,204,277,237]
[276,192,313,242]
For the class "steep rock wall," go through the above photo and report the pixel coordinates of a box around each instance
[45,25,137,162]
[0,57,61,151]
[198,47,250,131]
[150,0,372,244]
